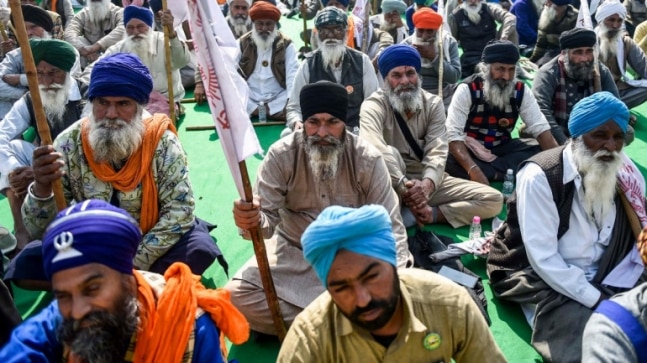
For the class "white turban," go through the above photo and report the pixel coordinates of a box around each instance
[227,0,253,7]
[595,0,627,23]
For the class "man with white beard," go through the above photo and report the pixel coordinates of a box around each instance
[82,5,190,119]
[449,0,517,77]
[402,7,461,109]
[488,91,646,363]
[12,53,224,288]
[229,81,412,336]
[445,40,557,183]
[360,44,503,228]
[596,0,647,112]
[227,0,252,39]
[238,1,299,121]
[510,0,545,55]
[528,0,578,66]
[533,27,619,145]
[64,0,125,67]
[285,7,378,135]
[370,0,409,43]
[0,39,81,255]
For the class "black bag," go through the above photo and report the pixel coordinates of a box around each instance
[407,228,491,325]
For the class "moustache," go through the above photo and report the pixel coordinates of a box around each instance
[594,149,619,162]
[349,299,386,321]
[96,118,128,130]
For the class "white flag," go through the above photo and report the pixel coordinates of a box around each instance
[186,0,263,198]
[435,0,451,34]
[576,0,594,29]
[351,0,371,50]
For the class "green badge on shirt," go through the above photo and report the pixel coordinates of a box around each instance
[423,332,441,350]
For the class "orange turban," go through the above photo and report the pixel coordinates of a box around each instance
[412,7,442,30]
[249,1,281,22]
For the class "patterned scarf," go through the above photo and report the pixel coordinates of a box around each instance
[553,57,595,130]
[616,153,647,263]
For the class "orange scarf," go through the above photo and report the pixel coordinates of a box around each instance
[133,264,250,363]
[81,114,176,234]
[346,15,356,49]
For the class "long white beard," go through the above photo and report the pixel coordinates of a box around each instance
[482,65,517,110]
[461,2,482,24]
[122,31,154,67]
[88,0,111,24]
[597,23,623,62]
[228,16,251,38]
[87,105,145,167]
[572,138,623,228]
[302,133,344,181]
[39,75,71,123]
[318,35,347,69]
[379,14,397,31]
[251,25,278,52]
[538,5,556,30]
[533,0,545,14]
[384,77,424,115]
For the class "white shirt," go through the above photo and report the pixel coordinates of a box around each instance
[244,42,299,115]
[446,82,550,143]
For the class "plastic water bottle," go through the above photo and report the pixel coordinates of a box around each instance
[502,169,515,200]
[469,216,482,240]
[258,101,267,123]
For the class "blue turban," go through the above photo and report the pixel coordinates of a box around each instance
[88,53,153,104]
[124,5,154,27]
[302,205,397,287]
[378,44,421,78]
[568,91,629,138]
[322,0,350,7]
[382,0,407,14]
[42,200,142,280]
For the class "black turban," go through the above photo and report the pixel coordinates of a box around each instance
[481,40,520,65]
[12,4,54,33]
[300,81,348,122]
[559,28,597,50]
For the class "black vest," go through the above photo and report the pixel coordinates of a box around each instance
[487,146,575,283]
[452,6,497,61]
[25,82,87,143]
[306,48,364,128]
[463,74,524,148]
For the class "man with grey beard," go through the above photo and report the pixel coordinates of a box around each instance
[445,40,557,183]
[529,0,578,66]
[0,200,247,363]
[229,81,412,336]
[0,39,83,252]
[370,0,409,43]
[227,0,252,39]
[360,44,503,228]
[238,1,299,121]
[285,7,378,135]
[82,5,190,119]
[488,91,646,363]
[13,53,223,289]
[533,27,619,145]
[449,0,518,77]
[64,0,125,67]
[596,0,647,111]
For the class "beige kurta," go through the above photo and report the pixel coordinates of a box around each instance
[64,4,125,52]
[232,130,411,313]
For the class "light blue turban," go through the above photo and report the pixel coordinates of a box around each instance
[301,205,397,287]
[568,91,629,138]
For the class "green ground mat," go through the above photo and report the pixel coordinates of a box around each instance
[2,13,647,363]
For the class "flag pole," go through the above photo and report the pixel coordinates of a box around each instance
[161,0,177,124]
[437,26,444,98]
[8,0,66,211]
[239,160,287,341]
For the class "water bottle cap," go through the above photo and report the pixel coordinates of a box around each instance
[472,216,480,223]
[506,169,513,175]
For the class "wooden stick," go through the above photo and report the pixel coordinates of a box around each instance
[8,0,66,211]
[185,121,285,131]
[437,26,444,98]
[301,0,309,47]
[619,188,643,241]
[239,160,287,341]
[0,22,8,42]
[161,0,176,124]
[361,2,370,54]
[180,97,196,104]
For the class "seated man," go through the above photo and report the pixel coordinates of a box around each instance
[39,0,75,28]
[449,0,518,77]
[370,0,409,44]
[64,0,125,67]
[529,0,578,67]
[402,7,461,109]
[0,39,83,251]
[360,44,503,228]
[533,28,619,145]
[445,40,558,183]
[286,7,378,134]
[227,0,252,39]
[14,53,223,283]
[509,0,542,56]
[487,92,646,363]
[238,1,299,121]
[277,204,506,363]
[228,81,411,336]
[624,0,647,36]
[0,200,249,363]
[82,5,190,119]
[596,0,647,112]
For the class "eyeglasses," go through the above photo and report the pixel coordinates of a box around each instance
[318,26,345,37]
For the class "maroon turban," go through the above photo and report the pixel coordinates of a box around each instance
[249,1,281,22]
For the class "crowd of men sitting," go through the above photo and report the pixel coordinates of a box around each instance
[1,0,647,362]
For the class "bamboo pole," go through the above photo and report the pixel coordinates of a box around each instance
[0,22,8,41]
[239,160,287,341]
[161,0,176,124]
[8,0,66,211]
[361,2,370,54]
[185,121,286,131]
[437,26,444,98]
